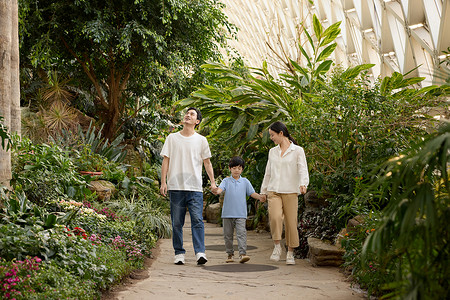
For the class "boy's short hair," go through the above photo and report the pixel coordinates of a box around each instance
[187,107,202,126]
[229,156,245,168]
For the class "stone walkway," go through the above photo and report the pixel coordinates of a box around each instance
[115,214,365,300]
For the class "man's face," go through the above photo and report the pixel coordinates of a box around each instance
[183,109,200,127]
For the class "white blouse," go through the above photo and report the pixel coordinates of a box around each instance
[260,143,309,195]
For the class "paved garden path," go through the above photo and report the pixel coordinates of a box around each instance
[114,214,365,300]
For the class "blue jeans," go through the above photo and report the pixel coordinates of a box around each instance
[169,190,205,255]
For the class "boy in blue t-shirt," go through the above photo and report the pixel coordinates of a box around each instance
[212,156,264,263]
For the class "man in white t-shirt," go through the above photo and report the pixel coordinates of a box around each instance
[160,107,217,265]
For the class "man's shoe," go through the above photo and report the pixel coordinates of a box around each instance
[196,252,208,265]
[270,244,281,262]
[226,254,234,263]
[174,254,185,265]
[286,251,295,265]
[239,255,250,263]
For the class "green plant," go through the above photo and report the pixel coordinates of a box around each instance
[47,226,131,289]
[20,0,236,139]
[339,211,392,297]
[361,123,450,299]
[0,257,97,300]
[11,137,88,204]
[73,145,108,172]
[1,191,76,230]
[0,116,11,151]
[110,235,146,268]
[0,224,49,261]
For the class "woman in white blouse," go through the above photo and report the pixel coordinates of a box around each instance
[260,121,309,265]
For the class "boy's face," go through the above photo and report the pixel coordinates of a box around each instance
[229,165,243,178]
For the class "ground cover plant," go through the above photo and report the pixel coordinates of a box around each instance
[1,130,171,298]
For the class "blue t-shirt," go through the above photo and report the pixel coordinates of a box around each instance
[219,176,255,218]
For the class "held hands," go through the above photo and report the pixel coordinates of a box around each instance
[259,194,267,203]
[210,184,219,195]
[211,186,218,195]
[211,184,223,195]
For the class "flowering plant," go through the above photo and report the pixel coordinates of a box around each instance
[110,236,146,267]
[0,256,41,299]
[0,256,97,299]
[83,201,129,221]
[57,199,107,222]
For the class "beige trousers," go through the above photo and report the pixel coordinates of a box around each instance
[267,192,299,248]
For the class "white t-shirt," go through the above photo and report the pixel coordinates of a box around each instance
[260,142,309,195]
[160,132,211,192]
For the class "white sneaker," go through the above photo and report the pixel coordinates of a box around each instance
[174,254,185,265]
[196,252,208,265]
[270,244,281,261]
[286,251,295,265]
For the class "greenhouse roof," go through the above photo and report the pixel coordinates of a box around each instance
[221,0,450,86]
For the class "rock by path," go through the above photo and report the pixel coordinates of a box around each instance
[114,214,365,300]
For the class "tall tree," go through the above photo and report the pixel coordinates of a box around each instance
[0,0,12,187]
[20,0,235,139]
[10,0,20,136]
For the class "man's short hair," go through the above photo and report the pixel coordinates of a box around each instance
[187,107,202,126]
[229,156,245,168]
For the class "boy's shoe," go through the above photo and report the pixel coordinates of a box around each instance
[174,254,185,265]
[196,252,208,265]
[270,244,282,262]
[226,254,234,263]
[286,251,295,265]
[239,255,250,263]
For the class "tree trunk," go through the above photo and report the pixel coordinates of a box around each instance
[102,82,121,140]
[0,0,12,188]
[10,0,20,136]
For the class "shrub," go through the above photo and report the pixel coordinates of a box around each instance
[0,256,97,300]
[339,212,392,296]
[11,137,87,205]
[360,123,450,299]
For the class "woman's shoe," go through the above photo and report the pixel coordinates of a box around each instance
[270,244,281,261]
[286,251,295,265]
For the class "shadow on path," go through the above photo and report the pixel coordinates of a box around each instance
[114,213,365,300]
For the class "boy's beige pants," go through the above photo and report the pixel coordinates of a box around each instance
[267,191,300,248]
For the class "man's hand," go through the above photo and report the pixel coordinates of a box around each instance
[160,182,168,197]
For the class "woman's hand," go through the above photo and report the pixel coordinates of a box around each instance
[300,186,307,195]
[260,194,267,202]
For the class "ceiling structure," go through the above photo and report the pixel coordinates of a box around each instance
[221,0,450,86]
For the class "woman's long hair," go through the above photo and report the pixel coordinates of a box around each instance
[269,121,297,145]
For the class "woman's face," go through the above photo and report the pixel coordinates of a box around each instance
[269,129,283,145]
